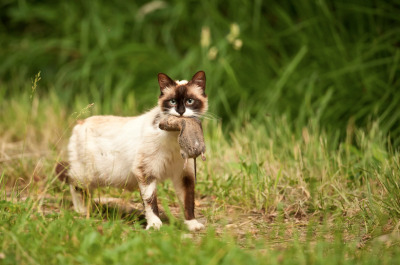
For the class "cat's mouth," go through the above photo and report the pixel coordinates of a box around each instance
[170,113,199,118]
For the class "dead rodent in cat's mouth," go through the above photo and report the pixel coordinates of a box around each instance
[159,115,206,168]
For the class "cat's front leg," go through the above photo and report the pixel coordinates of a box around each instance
[173,164,205,231]
[182,175,205,231]
[138,176,162,230]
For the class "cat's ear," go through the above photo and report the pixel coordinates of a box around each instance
[158,73,175,93]
[191,71,206,91]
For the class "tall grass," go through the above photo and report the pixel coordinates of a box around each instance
[1,70,400,265]
[1,89,399,226]
[1,0,400,143]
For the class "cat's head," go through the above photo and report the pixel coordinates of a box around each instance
[157,71,208,118]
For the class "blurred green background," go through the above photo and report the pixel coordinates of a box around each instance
[1,0,399,143]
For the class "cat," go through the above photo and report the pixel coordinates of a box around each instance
[56,71,208,231]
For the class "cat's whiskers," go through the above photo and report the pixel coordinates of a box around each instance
[199,112,220,121]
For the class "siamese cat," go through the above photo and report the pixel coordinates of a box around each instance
[56,71,207,231]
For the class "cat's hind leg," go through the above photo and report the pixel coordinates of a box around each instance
[69,184,91,215]
[55,161,92,216]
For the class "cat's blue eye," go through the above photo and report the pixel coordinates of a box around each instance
[186,98,194,105]
[169,99,177,106]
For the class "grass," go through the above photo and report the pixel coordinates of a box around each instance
[2,197,399,265]
[1,0,400,264]
[1,0,400,141]
[1,89,400,264]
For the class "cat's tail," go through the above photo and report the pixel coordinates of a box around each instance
[55,161,70,183]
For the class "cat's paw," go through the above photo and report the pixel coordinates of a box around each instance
[73,204,88,215]
[146,216,162,230]
[185,219,205,231]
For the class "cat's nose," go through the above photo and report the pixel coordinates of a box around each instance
[177,107,185,116]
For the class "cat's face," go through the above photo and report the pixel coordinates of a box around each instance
[158,71,208,118]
